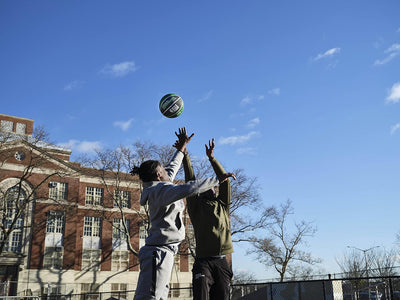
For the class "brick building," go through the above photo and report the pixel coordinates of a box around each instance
[0,113,193,298]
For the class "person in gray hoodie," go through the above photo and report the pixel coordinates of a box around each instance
[131,127,235,300]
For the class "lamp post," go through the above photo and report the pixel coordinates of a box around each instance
[347,246,380,278]
[347,245,380,300]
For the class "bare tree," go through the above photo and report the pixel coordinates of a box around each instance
[229,168,276,242]
[232,269,257,284]
[337,247,398,278]
[248,199,320,282]
[373,247,398,277]
[84,140,274,263]
[80,146,140,257]
[0,126,76,255]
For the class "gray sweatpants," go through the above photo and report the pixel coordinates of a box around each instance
[134,243,179,300]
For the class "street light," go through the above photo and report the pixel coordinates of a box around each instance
[347,245,380,300]
[347,246,380,278]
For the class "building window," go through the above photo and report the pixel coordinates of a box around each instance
[112,218,129,244]
[16,122,26,134]
[82,249,101,271]
[49,182,68,201]
[85,187,103,206]
[80,283,100,300]
[44,212,65,269]
[111,250,129,271]
[111,283,127,299]
[114,190,130,208]
[42,284,63,299]
[139,222,148,248]
[83,216,101,237]
[174,254,181,272]
[168,283,180,298]
[0,186,25,253]
[112,218,129,271]
[46,212,65,234]
[43,246,64,269]
[82,216,102,270]
[0,120,13,132]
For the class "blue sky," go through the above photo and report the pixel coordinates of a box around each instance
[1,1,400,280]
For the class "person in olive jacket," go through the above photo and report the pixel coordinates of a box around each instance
[181,138,236,300]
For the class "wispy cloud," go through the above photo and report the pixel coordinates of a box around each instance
[113,118,134,131]
[219,131,259,145]
[374,44,400,66]
[197,90,214,103]
[247,118,260,128]
[313,47,341,61]
[386,82,400,104]
[64,80,84,91]
[236,147,257,155]
[100,61,138,77]
[58,139,102,154]
[240,95,264,106]
[268,88,280,96]
[391,123,400,135]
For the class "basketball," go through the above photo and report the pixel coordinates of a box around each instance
[159,93,184,118]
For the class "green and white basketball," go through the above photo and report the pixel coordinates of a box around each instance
[159,93,184,118]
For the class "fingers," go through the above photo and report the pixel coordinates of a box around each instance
[228,172,237,180]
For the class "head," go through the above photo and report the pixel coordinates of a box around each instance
[130,160,169,182]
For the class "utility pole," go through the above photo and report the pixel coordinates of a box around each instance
[347,245,380,300]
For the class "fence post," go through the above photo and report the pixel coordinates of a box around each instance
[297,282,302,300]
[389,278,394,300]
[269,283,273,300]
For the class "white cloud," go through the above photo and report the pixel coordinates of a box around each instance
[313,47,341,61]
[219,131,259,145]
[236,147,257,155]
[268,88,280,96]
[390,123,400,135]
[386,82,400,104]
[240,96,252,106]
[64,80,84,91]
[374,43,400,65]
[100,61,138,77]
[113,118,134,131]
[58,139,102,154]
[197,90,213,103]
[240,95,264,106]
[247,118,260,128]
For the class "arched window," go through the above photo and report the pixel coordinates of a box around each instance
[1,186,26,253]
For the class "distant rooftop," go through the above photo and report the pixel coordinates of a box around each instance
[0,113,71,157]
[0,113,34,136]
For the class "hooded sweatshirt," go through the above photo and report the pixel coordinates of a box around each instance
[183,153,234,257]
[140,150,220,246]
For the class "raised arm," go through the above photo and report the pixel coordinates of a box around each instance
[172,127,195,182]
[205,139,236,205]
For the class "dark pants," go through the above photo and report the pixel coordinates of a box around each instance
[192,256,233,300]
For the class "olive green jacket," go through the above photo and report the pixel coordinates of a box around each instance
[183,153,233,258]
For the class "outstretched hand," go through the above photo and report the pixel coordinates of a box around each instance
[173,127,194,153]
[205,138,215,159]
[218,172,236,184]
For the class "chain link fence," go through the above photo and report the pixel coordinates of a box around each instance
[230,276,400,300]
[2,276,400,299]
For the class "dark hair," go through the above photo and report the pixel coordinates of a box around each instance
[130,160,160,182]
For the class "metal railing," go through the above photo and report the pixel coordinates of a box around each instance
[0,297,40,300]
[2,275,400,300]
[230,275,400,300]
